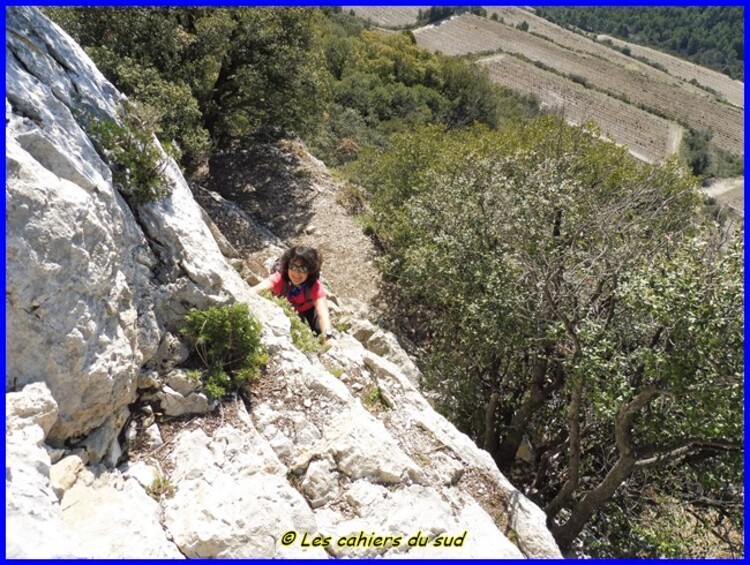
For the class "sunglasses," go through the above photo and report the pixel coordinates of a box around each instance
[288,263,309,274]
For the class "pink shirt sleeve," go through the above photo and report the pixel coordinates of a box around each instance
[310,280,327,301]
[269,271,283,295]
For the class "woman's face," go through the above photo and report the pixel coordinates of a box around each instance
[288,260,309,286]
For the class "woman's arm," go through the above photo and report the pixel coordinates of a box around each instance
[314,296,333,344]
[250,277,274,293]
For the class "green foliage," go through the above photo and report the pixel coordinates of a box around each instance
[147,474,176,499]
[350,115,743,554]
[325,365,345,378]
[679,128,743,179]
[307,16,538,165]
[535,7,743,79]
[181,303,268,399]
[83,49,211,173]
[47,6,540,172]
[261,291,325,354]
[45,7,331,169]
[416,7,486,26]
[361,384,388,413]
[84,102,169,204]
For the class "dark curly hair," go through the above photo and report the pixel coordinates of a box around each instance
[279,246,322,285]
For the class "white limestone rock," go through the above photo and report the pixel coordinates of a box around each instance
[61,467,183,558]
[50,455,85,500]
[121,460,160,489]
[165,369,201,397]
[163,404,327,558]
[300,456,339,508]
[6,7,160,453]
[156,385,212,417]
[5,383,78,558]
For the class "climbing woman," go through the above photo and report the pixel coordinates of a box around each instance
[251,246,334,344]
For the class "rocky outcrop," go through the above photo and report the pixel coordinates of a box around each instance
[5,8,562,559]
[5,6,277,461]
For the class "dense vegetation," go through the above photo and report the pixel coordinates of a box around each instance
[45,7,536,174]
[535,7,744,80]
[348,118,743,556]
[45,7,743,557]
[308,9,538,167]
[46,7,330,173]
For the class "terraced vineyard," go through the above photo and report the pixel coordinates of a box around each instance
[596,34,744,108]
[414,14,743,156]
[481,54,682,163]
[347,6,421,29]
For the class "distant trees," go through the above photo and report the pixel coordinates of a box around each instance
[680,128,744,180]
[308,12,538,166]
[535,7,743,80]
[416,6,486,26]
[349,117,743,556]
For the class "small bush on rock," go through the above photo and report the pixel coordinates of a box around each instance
[261,291,326,354]
[85,101,170,204]
[181,304,268,400]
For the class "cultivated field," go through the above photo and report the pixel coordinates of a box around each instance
[596,34,744,108]
[481,54,682,163]
[414,14,743,156]
[344,11,743,241]
[347,7,421,29]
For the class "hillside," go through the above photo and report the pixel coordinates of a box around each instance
[349,6,744,211]
[7,7,742,559]
[413,14,742,157]
[5,7,561,559]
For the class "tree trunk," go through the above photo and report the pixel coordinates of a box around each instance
[545,377,583,519]
[551,454,636,549]
[550,383,663,549]
[495,357,547,471]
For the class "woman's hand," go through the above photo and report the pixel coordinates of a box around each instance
[315,296,333,345]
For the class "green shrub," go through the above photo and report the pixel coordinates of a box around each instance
[569,73,590,87]
[327,366,345,378]
[181,303,268,399]
[85,102,169,204]
[261,291,326,354]
[361,384,389,413]
[147,474,176,499]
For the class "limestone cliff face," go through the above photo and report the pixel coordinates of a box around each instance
[5,8,561,558]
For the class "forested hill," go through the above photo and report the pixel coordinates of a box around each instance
[534,6,743,80]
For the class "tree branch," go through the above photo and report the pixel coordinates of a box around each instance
[545,376,583,518]
[635,438,742,468]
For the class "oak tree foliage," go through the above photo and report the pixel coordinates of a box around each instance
[349,116,743,555]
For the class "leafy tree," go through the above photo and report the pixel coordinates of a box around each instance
[45,7,331,168]
[349,116,743,554]
[306,12,535,166]
[189,8,330,145]
[417,6,487,26]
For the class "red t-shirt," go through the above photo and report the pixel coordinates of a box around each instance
[269,271,326,313]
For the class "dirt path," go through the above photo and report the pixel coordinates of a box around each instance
[196,140,383,310]
[702,176,744,217]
